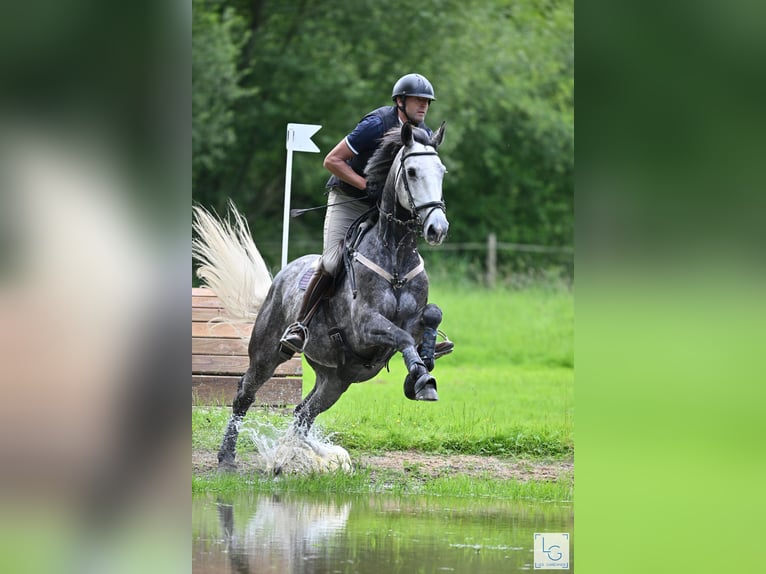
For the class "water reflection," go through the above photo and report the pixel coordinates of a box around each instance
[203,494,351,574]
[193,493,573,573]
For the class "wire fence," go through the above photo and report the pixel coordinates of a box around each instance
[257,233,573,288]
[422,233,573,287]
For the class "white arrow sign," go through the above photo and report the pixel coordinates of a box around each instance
[286,123,321,153]
[282,123,322,268]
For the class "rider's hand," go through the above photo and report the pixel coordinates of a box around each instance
[365,181,382,204]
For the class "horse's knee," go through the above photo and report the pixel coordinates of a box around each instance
[422,304,442,328]
[232,396,253,417]
[232,374,255,416]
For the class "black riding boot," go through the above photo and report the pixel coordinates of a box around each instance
[279,270,333,358]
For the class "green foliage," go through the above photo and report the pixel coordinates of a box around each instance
[192,0,255,186]
[192,0,574,274]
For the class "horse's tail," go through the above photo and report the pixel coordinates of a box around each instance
[192,201,272,323]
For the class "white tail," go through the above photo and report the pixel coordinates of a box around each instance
[192,201,272,323]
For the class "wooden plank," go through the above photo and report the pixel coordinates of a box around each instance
[192,321,251,339]
[274,357,303,375]
[193,355,249,375]
[192,375,303,406]
[193,337,249,356]
[191,287,301,406]
[192,307,238,322]
[191,354,303,376]
[192,295,226,308]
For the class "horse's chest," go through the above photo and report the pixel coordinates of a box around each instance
[398,290,422,317]
[378,290,421,323]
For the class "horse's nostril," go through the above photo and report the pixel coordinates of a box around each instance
[426,224,445,244]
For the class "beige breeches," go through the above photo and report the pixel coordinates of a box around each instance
[319,189,370,275]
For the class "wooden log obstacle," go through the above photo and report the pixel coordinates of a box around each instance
[192,287,303,406]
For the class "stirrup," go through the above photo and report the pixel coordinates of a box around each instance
[434,341,454,359]
[279,322,309,355]
[434,330,454,359]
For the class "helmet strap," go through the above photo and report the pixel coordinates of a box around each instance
[397,96,418,126]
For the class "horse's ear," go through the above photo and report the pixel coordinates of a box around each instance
[401,122,413,146]
[430,121,446,149]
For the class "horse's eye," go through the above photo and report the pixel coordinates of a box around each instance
[407,167,416,177]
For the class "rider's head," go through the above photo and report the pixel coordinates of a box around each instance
[392,73,435,125]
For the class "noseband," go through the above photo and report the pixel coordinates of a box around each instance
[393,150,447,227]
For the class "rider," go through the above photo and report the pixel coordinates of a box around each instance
[279,73,436,358]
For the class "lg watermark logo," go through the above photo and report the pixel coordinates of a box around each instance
[534,533,570,569]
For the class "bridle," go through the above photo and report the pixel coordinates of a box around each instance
[388,149,446,228]
[349,146,447,296]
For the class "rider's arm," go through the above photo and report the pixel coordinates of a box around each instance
[323,139,367,191]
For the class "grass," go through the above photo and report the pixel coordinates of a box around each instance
[192,467,572,502]
[192,282,573,499]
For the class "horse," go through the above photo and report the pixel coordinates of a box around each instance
[193,121,450,471]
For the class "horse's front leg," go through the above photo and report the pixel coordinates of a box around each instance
[401,346,438,401]
[363,314,438,401]
[418,303,442,371]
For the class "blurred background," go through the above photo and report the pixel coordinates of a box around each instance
[2,0,764,572]
[1,1,188,573]
[191,0,574,284]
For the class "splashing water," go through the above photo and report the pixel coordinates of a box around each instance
[239,420,352,475]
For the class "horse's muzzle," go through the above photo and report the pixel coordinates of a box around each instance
[424,216,449,246]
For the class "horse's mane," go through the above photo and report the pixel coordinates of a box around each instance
[364,126,432,187]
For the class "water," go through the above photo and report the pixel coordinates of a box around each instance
[238,420,352,475]
[192,492,574,573]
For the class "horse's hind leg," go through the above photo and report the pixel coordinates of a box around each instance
[293,370,350,434]
[216,368,255,471]
[217,354,280,471]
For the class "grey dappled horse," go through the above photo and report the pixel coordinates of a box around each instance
[211,122,449,471]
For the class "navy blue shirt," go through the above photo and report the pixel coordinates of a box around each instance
[327,106,431,197]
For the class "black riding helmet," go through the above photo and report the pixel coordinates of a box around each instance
[391,73,436,101]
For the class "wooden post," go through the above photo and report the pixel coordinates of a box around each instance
[486,232,497,288]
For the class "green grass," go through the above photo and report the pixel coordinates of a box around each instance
[192,467,572,502]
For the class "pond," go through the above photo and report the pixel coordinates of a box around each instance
[193,491,574,573]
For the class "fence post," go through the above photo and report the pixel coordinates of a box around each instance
[486,232,497,288]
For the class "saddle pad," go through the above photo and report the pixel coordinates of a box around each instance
[298,267,317,291]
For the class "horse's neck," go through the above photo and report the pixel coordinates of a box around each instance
[373,210,419,265]
[372,148,420,260]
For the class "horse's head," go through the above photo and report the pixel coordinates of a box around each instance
[394,122,449,245]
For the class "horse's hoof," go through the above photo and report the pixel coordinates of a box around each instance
[415,385,439,401]
[403,373,417,400]
[217,456,237,473]
[414,373,438,401]
[404,371,438,401]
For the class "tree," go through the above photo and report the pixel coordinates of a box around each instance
[192,0,254,198]
[192,0,574,275]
